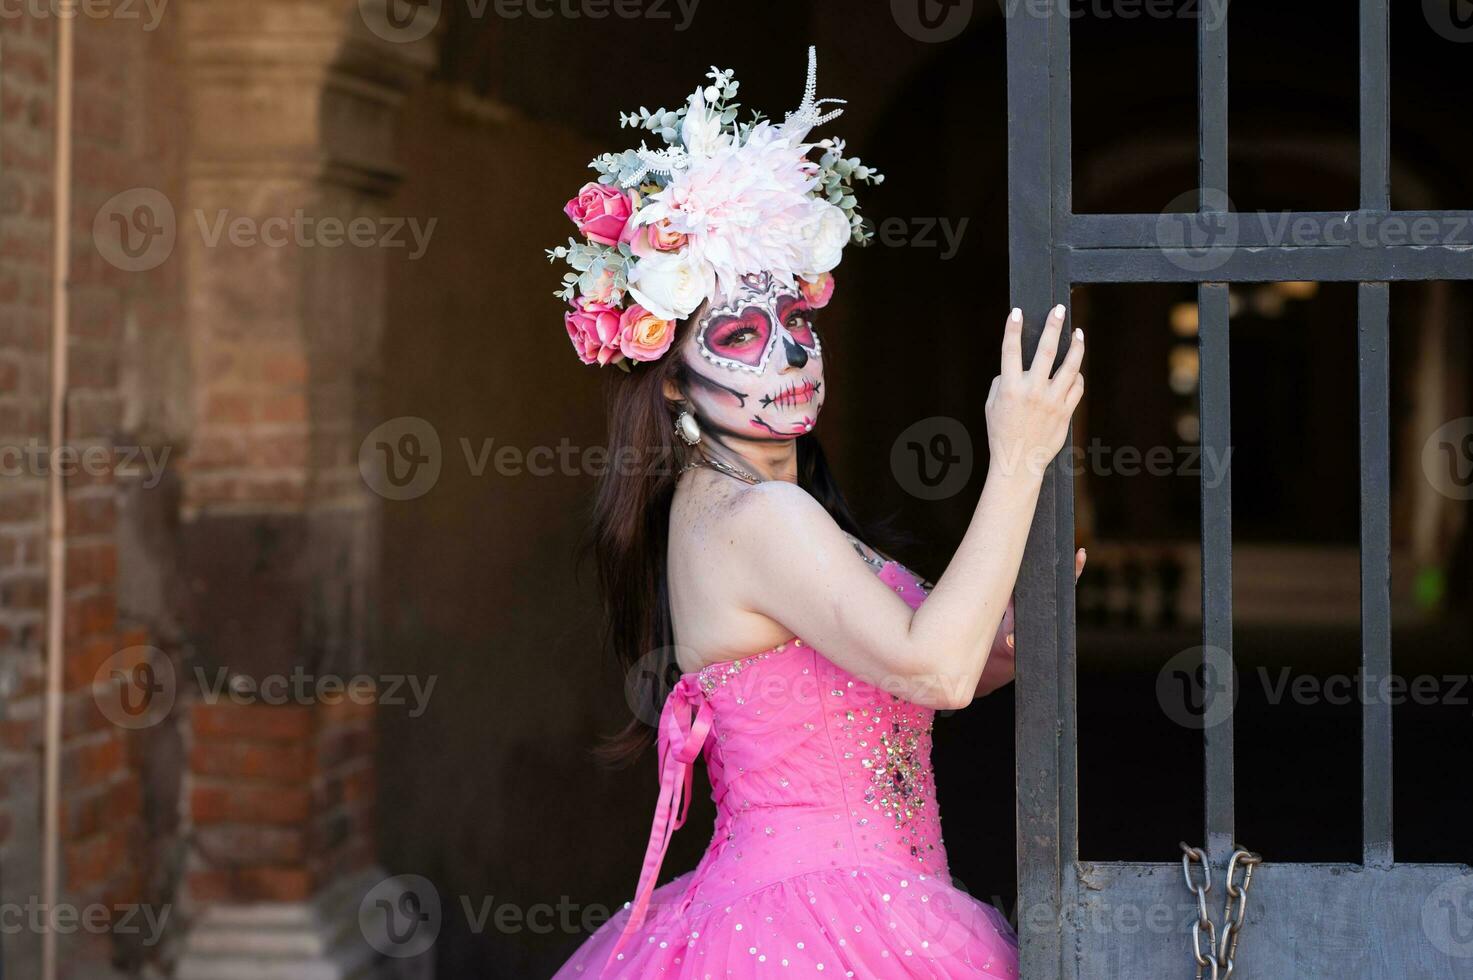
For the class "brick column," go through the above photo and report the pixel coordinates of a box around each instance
[169,2,433,977]
[176,692,381,978]
[185,693,375,905]
[176,0,432,679]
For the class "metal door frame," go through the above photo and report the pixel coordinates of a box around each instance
[1006,1,1473,975]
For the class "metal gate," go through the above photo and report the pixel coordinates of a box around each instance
[1004,1,1473,976]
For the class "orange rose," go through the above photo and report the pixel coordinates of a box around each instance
[617,305,676,362]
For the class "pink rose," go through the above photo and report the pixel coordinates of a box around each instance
[799,272,835,309]
[564,182,635,246]
[618,304,676,362]
[633,218,688,255]
[565,299,625,367]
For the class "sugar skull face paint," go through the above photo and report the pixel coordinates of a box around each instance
[682,272,826,441]
[696,274,823,373]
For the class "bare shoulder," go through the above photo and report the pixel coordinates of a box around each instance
[673,475,853,578]
[725,479,832,533]
[714,480,861,577]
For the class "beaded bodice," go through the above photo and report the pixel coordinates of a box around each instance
[689,557,942,878]
[692,559,945,878]
[608,559,956,963]
[600,554,1018,973]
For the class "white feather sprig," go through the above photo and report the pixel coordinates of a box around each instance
[619,143,690,189]
[779,46,848,145]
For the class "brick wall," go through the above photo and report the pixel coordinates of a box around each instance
[0,0,55,953]
[186,691,376,908]
[1,5,188,977]
[0,0,57,797]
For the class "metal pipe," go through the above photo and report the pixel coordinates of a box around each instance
[43,9,75,980]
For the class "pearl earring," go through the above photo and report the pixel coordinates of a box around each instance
[674,410,701,446]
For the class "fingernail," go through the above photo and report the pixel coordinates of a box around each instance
[1074,328,1083,341]
[1053,304,1066,318]
[1009,308,1022,322]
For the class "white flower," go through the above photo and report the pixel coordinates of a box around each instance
[627,250,715,321]
[798,201,852,275]
[681,89,730,162]
[635,121,835,305]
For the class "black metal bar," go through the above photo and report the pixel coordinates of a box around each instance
[1065,211,1473,250]
[1199,4,1228,205]
[1360,0,1391,212]
[1007,3,1063,976]
[1052,0,1079,878]
[1358,282,1394,869]
[1064,245,1473,283]
[1051,0,1074,252]
[1199,282,1235,862]
[1198,0,1233,867]
[1358,0,1395,875]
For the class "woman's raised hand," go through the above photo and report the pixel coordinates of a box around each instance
[984,304,1085,483]
[722,304,1086,709]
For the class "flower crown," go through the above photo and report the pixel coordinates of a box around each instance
[548,47,883,369]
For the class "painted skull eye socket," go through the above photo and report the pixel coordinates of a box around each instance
[701,308,774,368]
[776,295,819,350]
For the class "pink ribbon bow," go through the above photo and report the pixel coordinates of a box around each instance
[604,674,713,972]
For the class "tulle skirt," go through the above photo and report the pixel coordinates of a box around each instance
[553,864,1019,978]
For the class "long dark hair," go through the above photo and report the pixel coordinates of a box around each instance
[590,315,874,763]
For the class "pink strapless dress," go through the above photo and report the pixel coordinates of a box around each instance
[554,560,1019,978]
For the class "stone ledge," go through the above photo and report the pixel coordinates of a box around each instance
[176,868,432,980]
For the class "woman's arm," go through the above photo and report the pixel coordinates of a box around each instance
[974,598,1016,698]
[973,548,1086,697]
[718,306,1084,710]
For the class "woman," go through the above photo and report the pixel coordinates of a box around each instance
[551,51,1083,979]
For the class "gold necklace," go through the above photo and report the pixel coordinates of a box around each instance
[682,452,763,485]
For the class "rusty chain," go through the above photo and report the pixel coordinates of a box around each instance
[1180,842,1263,980]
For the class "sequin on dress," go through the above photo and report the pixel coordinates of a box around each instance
[553,560,1019,978]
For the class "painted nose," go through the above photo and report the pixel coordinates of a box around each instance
[783,337,808,369]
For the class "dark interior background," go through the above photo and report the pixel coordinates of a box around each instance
[364,2,1473,975]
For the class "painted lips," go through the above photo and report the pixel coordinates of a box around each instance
[765,379,819,409]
